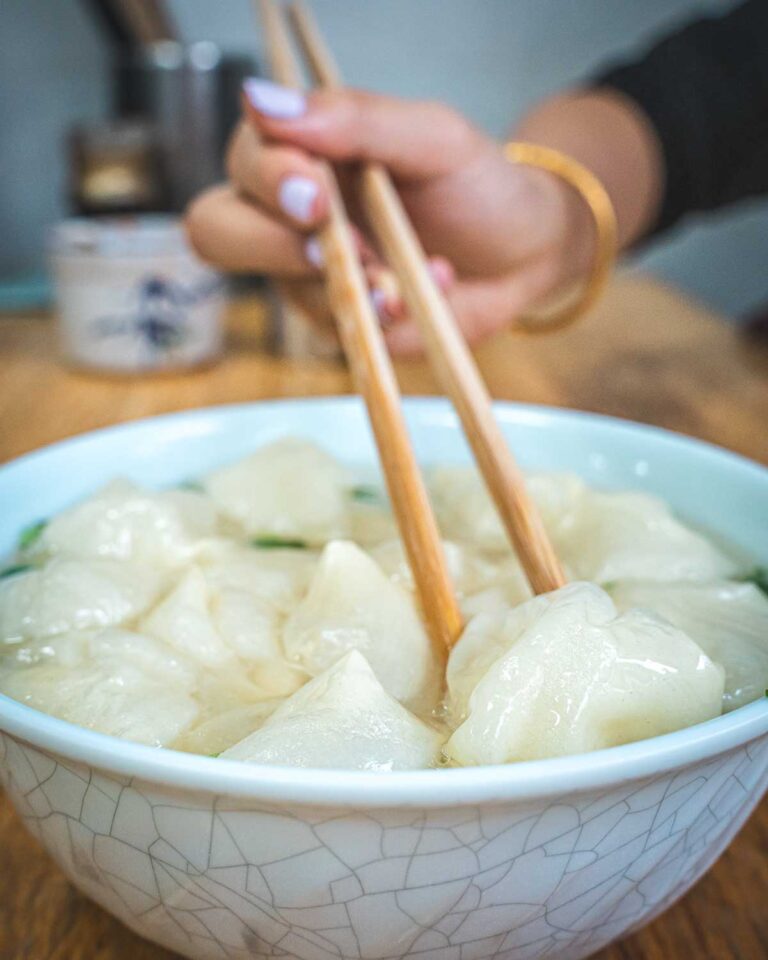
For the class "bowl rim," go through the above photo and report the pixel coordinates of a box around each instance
[2,696,767,807]
[1,397,767,808]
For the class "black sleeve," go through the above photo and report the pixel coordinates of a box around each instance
[596,0,768,236]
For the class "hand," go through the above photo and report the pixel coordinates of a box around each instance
[185,80,595,355]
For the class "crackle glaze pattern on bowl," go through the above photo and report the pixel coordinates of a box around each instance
[3,731,768,960]
[1,398,768,960]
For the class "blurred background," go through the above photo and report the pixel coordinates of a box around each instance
[1,0,766,319]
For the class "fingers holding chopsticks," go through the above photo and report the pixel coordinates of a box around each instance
[187,105,457,311]
[242,80,485,180]
[189,107,387,279]
[227,120,330,229]
[186,77,586,351]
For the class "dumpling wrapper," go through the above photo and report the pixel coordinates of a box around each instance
[196,540,318,613]
[0,628,198,746]
[459,578,531,619]
[0,558,163,645]
[282,541,441,713]
[173,699,283,756]
[557,490,736,584]
[193,663,305,726]
[430,467,585,553]
[370,539,504,596]
[0,631,87,670]
[203,438,351,544]
[142,567,237,666]
[609,579,768,710]
[142,565,288,665]
[430,466,734,583]
[221,651,443,770]
[446,582,724,766]
[34,480,217,567]
[141,565,306,700]
[370,538,530,619]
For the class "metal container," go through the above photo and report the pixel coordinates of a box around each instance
[115,42,256,211]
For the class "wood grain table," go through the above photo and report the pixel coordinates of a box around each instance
[1,275,767,960]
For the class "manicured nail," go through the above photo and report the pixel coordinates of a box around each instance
[305,236,324,268]
[279,176,318,223]
[243,78,306,119]
[371,288,387,316]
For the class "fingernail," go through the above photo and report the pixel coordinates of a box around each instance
[243,78,306,119]
[305,236,324,268]
[371,288,387,316]
[279,175,318,223]
[371,288,397,328]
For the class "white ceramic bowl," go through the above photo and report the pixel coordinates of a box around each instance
[2,398,767,960]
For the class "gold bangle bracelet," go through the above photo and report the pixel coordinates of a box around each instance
[503,141,618,335]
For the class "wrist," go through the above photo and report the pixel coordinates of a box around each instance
[514,90,663,250]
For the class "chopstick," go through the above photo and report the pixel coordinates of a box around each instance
[258,0,303,88]
[257,1,338,359]
[256,0,464,651]
[288,1,567,596]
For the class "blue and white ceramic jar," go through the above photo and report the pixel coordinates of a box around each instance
[50,216,225,373]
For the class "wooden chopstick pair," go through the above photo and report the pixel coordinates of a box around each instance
[257,0,566,653]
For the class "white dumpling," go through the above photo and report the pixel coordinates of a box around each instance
[34,480,217,567]
[557,490,736,584]
[446,598,551,719]
[221,651,443,770]
[430,467,584,553]
[142,566,283,666]
[142,567,233,666]
[0,631,87,670]
[194,662,306,724]
[197,540,317,612]
[370,537,530,617]
[609,579,768,711]
[459,577,532,618]
[430,466,734,584]
[282,541,441,713]
[446,582,724,766]
[0,558,163,645]
[370,539,498,596]
[526,472,589,540]
[213,588,282,660]
[430,466,508,551]
[0,628,199,746]
[172,699,283,756]
[203,438,351,544]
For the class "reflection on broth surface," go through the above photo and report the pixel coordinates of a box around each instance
[1,438,766,768]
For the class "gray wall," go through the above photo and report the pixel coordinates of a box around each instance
[0,0,111,277]
[2,0,767,319]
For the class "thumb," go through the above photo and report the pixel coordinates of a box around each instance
[242,80,485,181]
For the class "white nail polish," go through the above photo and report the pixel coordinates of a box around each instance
[305,236,325,268]
[371,288,387,315]
[243,78,306,119]
[279,176,318,223]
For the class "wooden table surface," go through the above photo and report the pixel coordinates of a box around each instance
[1,275,767,960]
